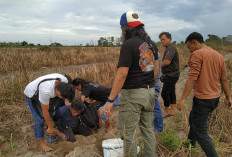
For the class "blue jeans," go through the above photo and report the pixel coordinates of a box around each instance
[153,81,163,132]
[25,95,45,139]
[188,97,219,157]
[99,96,120,122]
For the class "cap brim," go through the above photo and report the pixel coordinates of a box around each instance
[127,21,144,28]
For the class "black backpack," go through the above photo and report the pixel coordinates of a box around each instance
[79,101,99,129]
[49,73,73,113]
[49,96,65,113]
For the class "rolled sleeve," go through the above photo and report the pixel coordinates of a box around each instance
[164,46,176,61]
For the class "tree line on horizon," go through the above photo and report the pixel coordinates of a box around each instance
[0,34,232,48]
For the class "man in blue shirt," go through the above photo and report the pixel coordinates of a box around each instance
[54,99,92,142]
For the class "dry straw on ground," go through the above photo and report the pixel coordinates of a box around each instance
[0,45,232,156]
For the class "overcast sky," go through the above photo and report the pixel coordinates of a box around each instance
[0,0,231,45]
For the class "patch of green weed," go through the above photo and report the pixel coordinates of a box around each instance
[161,129,182,151]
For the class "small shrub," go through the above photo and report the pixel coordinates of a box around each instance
[161,129,182,151]
[38,46,51,52]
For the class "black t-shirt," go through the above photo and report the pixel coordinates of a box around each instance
[117,37,158,89]
[162,44,180,77]
[81,83,111,102]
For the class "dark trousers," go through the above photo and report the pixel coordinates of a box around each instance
[58,123,93,142]
[161,75,179,107]
[188,97,219,157]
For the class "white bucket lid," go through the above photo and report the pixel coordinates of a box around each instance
[102,138,123,148]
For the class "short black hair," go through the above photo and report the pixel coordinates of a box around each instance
[71,99,84,111]
[159,32,172,39]
[185,32,204,43]
[56,82,75,102]
[72,78,89,88]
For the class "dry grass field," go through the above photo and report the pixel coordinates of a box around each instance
[0,45,232,157]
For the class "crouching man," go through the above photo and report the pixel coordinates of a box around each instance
[54,99,93,142]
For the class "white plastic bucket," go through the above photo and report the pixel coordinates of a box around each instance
[102,138,140,157]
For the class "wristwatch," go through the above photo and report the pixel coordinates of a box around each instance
[107,97,114,103]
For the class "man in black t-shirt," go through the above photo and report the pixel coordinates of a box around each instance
[102,11,159,157]
[73,78,120,132]
[159,32,180,117]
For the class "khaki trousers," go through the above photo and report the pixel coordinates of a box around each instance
[119,87,156,157]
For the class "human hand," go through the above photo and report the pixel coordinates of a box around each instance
[87,98,95,104]
[47,127,55,134]
[225,98,232,109]
[88,99,100,106]
[104,102,114,117]
[65,99,71,106]
[52,128,59,135]
[177,98,186,111]
[98,107,105,115]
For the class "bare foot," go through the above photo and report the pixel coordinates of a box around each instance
[169,109,176,116]
[105,119,112,132]
[38,138,53,152]
[170,104,176,116]
[162,114,168,118]
[163,107,169,116]
[40,143,53,152]
[54,128,66,141]
[154,131,160,135]
[169,112,176,116]
[107,125,112,132]
[99,118,103,126]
